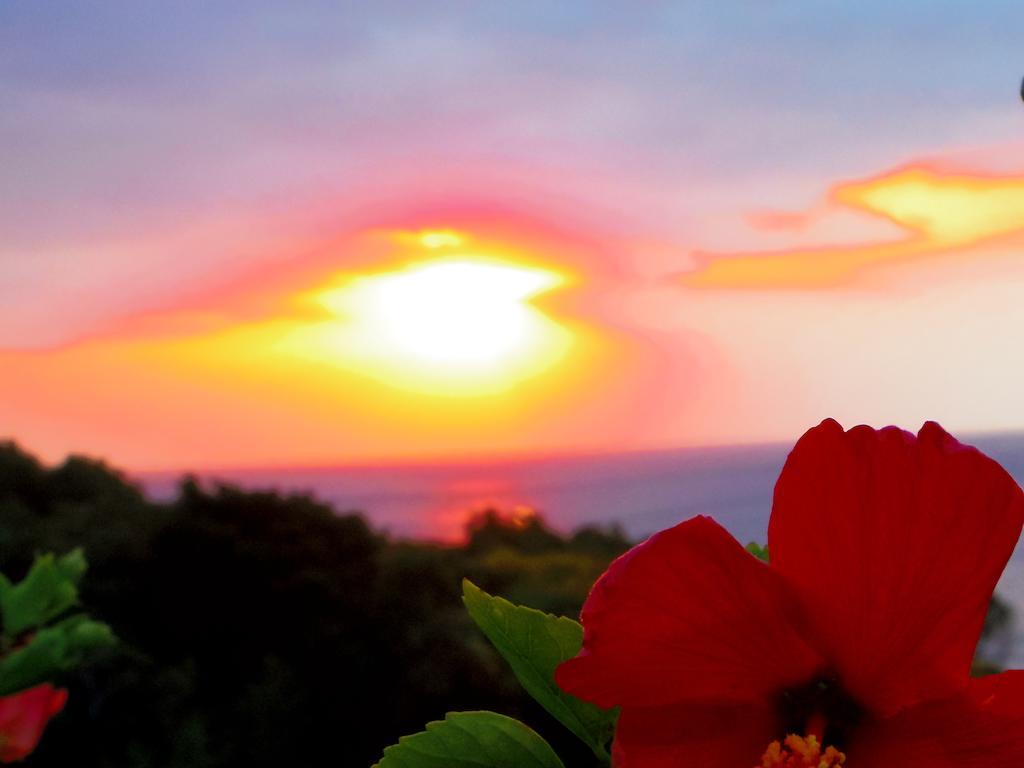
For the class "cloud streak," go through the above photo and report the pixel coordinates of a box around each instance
[684,165,1024,289]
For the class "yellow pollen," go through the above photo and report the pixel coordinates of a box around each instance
[758,734,846,768]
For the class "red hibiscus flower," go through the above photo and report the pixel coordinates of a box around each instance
[556,420,1024,767]
[0,684,67,763]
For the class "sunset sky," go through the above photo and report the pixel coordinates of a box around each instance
[2,1,1024,470]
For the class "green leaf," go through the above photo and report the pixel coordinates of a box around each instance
[462,580,616,761]
[55,549,88,586]
[0,615,116,695]
[373,711,564,768]
[0,553,81,636]
[746,542,769,562]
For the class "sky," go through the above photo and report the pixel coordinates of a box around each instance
[2,1,1024,470]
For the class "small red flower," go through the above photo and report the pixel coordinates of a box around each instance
[0,684,68,763]
[556,420,1024,767]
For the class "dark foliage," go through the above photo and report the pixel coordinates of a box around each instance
[0,443,628,767]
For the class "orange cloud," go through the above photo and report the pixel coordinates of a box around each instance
[685,165,1024,289]
[744,208,821,233]
[61,206,627,351]
[0,219,708,470]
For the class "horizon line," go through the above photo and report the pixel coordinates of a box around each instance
[124,424,1024,478]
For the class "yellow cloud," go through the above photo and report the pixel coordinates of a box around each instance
[685,166,1024,289]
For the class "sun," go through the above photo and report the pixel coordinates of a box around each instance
[283,244,574,396]
[319,259,563,368]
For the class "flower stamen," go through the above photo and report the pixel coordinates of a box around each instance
[758,734,846,768]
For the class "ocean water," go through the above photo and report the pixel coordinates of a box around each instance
[137,431,1024,665]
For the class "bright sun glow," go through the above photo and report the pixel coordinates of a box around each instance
[284,254,574,396]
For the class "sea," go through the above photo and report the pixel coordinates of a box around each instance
[137,431,1024,666]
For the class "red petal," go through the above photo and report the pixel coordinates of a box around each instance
[612,699,777,768]
[850,671,1024,767]
[0,684,67,763]
[769,419,1024,715]
[556,515,822,708]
